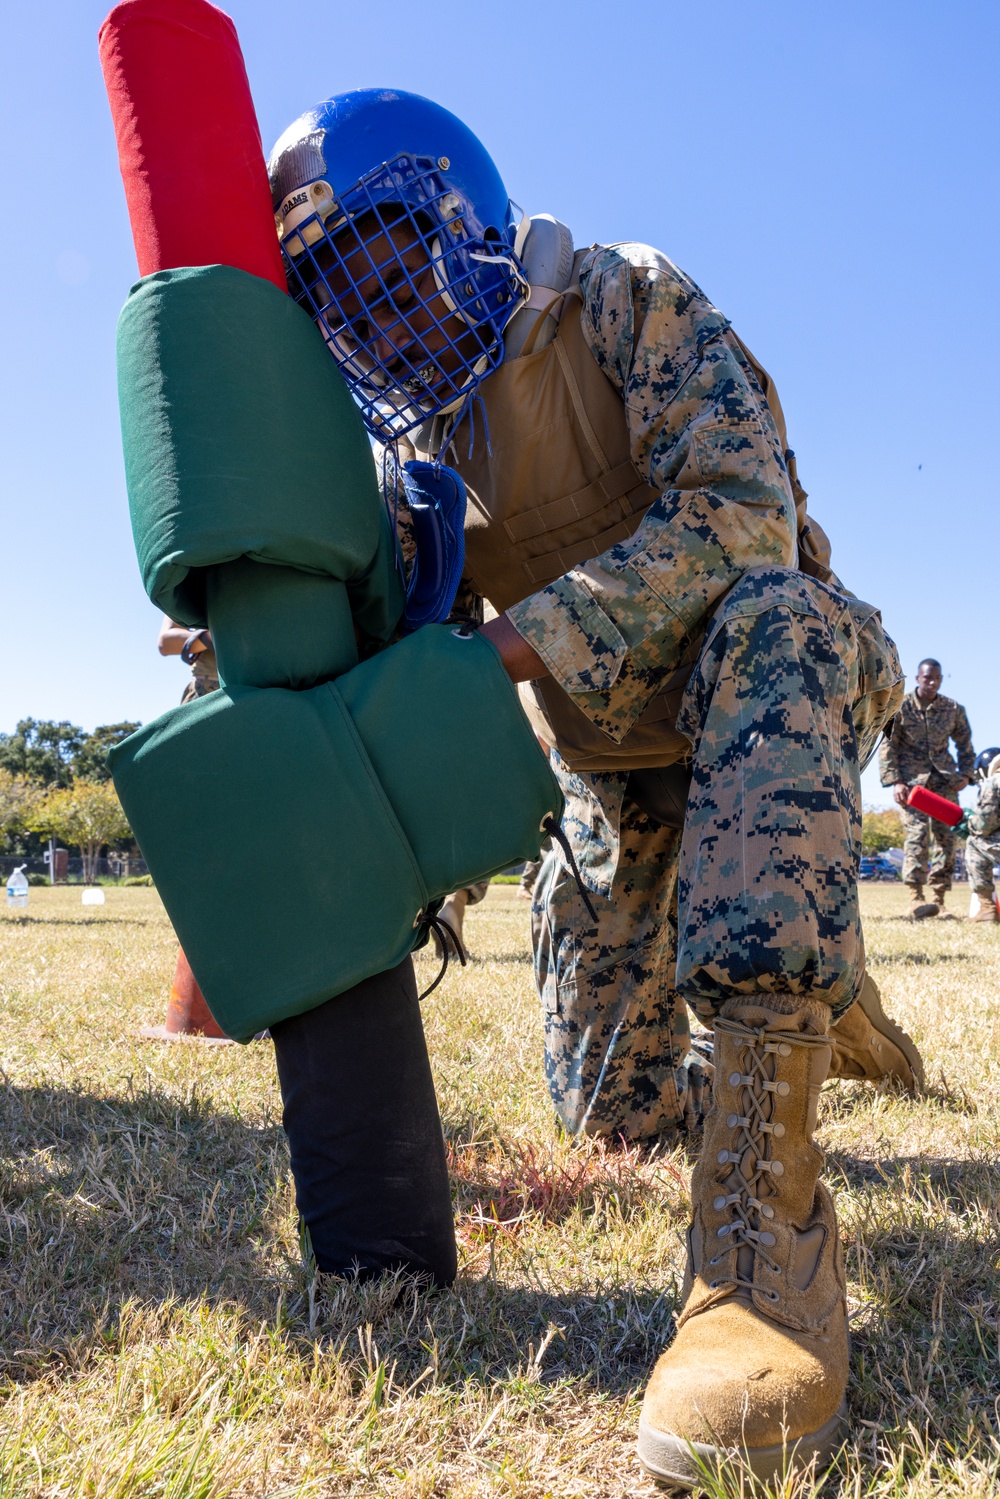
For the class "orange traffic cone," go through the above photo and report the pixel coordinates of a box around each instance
[140,947,232,1044]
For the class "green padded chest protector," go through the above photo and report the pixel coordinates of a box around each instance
[110,628,561,1041]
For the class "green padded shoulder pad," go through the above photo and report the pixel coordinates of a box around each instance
[116,265,400,633]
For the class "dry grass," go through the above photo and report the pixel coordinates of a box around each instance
[1,882,999,1496]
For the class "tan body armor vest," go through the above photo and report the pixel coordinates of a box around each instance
[450,264,833,772]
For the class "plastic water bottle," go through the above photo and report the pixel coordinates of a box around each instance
[6,865,29,909]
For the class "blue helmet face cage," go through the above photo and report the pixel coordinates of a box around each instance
[281,153,527,441]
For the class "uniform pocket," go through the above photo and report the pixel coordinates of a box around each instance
[691,419,787,505]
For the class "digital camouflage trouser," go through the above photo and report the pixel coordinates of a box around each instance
[533,568,865,1141]
[900,787,959,890]
[965,834,1000,898]
[532,796,711,1140]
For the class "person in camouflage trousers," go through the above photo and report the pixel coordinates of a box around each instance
[879,658,974,916]
[453,239,906,1481]
[269,89,911,1478]
[965,751,1000,922]
[484,241,907,1144]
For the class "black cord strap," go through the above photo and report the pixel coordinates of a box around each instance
[416,914,467,1001]
[541,815,599,923]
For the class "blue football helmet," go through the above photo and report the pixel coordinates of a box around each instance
[268,90,528,440]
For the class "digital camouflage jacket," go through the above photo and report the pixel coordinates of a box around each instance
[879,691,975,788]
[503,243,798,741]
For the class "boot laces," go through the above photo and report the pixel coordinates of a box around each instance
[707,1016,827,1297]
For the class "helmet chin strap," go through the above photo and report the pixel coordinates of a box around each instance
[434,355,492,419]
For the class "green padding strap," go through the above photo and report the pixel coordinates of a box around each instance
[109,628,562,1041]
[116,264,402,637]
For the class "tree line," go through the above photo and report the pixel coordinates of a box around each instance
[0,719,138,882]
[1,717,910,876]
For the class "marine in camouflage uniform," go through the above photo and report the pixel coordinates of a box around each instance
[267,90,906,1473]
[966,766,1000,903]
[490,247,902,1477]
[879,680,974,895]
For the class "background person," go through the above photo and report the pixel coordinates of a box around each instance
[142,618,227,1043]
[432,880,489,959]
[157,617,219,702]
[965,748,1000,923]
[879,658,975,918]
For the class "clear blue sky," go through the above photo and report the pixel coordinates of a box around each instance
[2,0,997,806]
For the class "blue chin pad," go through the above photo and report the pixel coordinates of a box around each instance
[400,460,467,631]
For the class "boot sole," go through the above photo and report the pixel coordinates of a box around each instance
[637,1404,845,1490]
[855,979,926,1092]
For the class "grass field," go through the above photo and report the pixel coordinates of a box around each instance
[1,883,999,1497]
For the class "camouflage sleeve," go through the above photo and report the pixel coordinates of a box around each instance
[506,244,796,742]
[953,704,976,776]
[969,778,1000,838]
[879,720,904,786]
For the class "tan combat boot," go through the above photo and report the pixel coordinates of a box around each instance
[909,885,938,920]
[970,893,1000,924]
[827,974,924,1092]
[638,996,847,1489]
[929,882,949,915]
